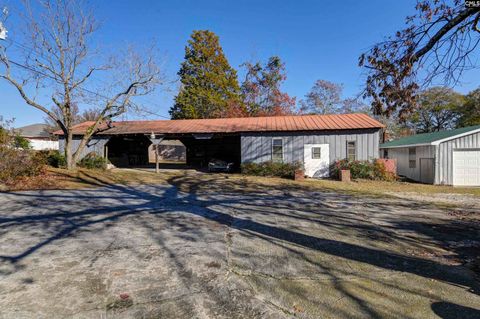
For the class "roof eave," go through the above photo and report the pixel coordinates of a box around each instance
[380,142,432,149]
[431,127,480,145]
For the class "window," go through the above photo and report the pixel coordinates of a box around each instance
[272,138,283,162]
[312,147,321,159]
[409,147,416,168]
[383,149,389,159]
[347,141,356,161]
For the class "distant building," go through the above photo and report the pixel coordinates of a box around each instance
[148,139,186,163]
[15,123,59,151]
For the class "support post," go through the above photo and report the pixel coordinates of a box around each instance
[147,134,164,174]
[155,145,159,174]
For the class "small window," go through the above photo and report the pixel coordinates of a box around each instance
[383,149,389,159]
[409,147,416,168]
[272,138,283,162]
[312,147,321,159]
[347,141,356,161]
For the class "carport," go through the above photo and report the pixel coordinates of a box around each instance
[103,131,241,171]
[178,134,241,169]
[105,135,152,167]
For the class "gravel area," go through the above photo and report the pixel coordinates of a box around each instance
[1,172,479,318]
[388,191,480,209]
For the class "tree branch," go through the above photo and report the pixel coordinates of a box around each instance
[412,8,479,63]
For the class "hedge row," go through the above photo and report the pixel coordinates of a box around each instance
[332,159,396,181]
[241,161,302,179]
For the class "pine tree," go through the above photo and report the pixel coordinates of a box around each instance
[169,30,243,119]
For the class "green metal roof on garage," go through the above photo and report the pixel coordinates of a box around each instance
[380,124,480,148]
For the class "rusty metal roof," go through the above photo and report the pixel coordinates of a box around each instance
[56,113,384,136]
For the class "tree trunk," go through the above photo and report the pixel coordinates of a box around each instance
[65,132,76,170]
[71,133,95,169]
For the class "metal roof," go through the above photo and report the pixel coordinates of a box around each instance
[380,124,480,148]
[55,113,384,136]
[15,123,51,138]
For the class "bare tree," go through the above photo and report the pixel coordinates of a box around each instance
[0,0,162,169]
[360,1,480,120]
[300,79,371,115]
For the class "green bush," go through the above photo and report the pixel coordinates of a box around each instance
[36,150,66,168]
[78,152,108,170]
[13,135,31,149]
[241,161,302,179]
[331,159,396,181]
[0,146,45,185]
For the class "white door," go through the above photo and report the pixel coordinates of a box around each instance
[304,144,330,178]
[453,150,480,186]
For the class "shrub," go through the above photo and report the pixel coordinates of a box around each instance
[13,135,31,149]
[0,146,45,185]
[36,150,66,168]
[331,159,396,181]
[78,152,108,170]
[241,161,302,179]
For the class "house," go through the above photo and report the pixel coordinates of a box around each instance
[380,125,480,186]
[57,113,384,177]
[15,123,59,151]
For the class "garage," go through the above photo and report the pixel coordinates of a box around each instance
[453,150,480,186]
[381,124,480,185]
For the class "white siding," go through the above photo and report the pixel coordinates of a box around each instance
[28,139,59,151]
[386,145,435,182]
[436,131,480,185]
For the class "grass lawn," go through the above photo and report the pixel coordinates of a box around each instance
[9,167,479,202]
[303,178,480,197]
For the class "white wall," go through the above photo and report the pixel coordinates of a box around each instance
[436,131,480,185]
[28,139,59,151]
[385,145,435,182]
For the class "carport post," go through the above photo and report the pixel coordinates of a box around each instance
[149,133,164,174]
[155,145,159,174]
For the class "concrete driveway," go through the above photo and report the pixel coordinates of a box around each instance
[1,171,479,318]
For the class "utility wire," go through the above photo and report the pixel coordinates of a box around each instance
[3,39,172,120]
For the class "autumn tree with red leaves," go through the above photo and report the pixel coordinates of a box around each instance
[239,56,297,117]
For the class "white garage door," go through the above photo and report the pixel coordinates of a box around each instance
[453,150,480,186]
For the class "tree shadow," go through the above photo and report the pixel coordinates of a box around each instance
[1,171,479,317]
[431,301,480,319]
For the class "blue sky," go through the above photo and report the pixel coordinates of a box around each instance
[1,0,479,126]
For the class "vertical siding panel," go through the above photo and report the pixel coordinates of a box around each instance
[263,135,270,162]
[236,129,384,165]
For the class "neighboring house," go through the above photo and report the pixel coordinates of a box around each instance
[15,123,59,151]
[380,125,480,186]
[148,140,186,163]
[56,113,383,177]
